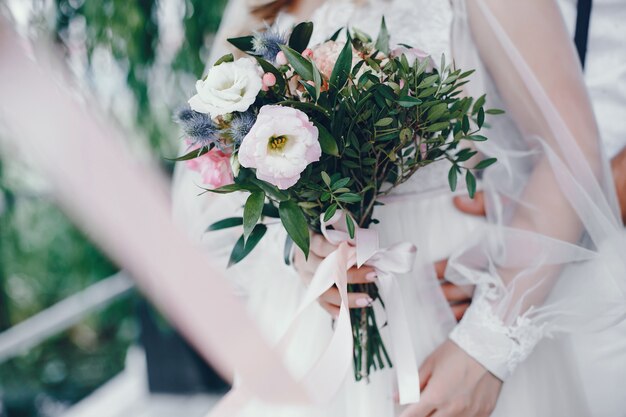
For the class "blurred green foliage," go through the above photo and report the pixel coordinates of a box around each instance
[0,0,229,416]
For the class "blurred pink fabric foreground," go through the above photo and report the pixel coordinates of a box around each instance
[0,18,311,415]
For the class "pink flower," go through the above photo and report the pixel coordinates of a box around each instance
[238,105,321,190]
[391,47,435,72]
[262,72,277,91]
[276,51,288,66]
[311,41,359,79]
[186,147,234,189]
[301,48,314,59]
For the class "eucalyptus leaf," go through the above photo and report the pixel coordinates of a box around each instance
[324,203,338,222]
[279,200,310,258]
[374,17,390,55]
[207,217,243,232]
[289,22,314,53]
[228,224,268,267]
[466,170,477,198]
[279,44,314,80]
[314,122,340,156]
[243,191,265,239]
[448,165,458,192]
[474,157,497,170]
[166,146,208,162]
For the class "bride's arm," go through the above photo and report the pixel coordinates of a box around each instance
[403,0,625,415]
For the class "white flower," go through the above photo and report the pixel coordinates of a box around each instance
[189,58,263,118]
[238,105,321,190]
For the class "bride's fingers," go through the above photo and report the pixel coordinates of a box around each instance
[319,300,340,318]
[434,259,447,280]
[320,287,373,309]
[453,191,486,217]
[347,266,377,284]
[440,282,470,302]
[451,302,470,321]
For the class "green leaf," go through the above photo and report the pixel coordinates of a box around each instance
[472,94,486,114]
[336,193,362,203]
[289,22,314,53]
[324,203,338,222]
[474,157,497,170]
[312,61,322,101]
[228,224,268,267]
[418,74,439,89]
[424,121,450,133]
[284,236,294,265]
[374,17,390,55]
[427,103,448,122]
[345,215,355,239]
[486,108,505,115]
[328,27,343,42]
[207,217,243,232]
[375,117,394,127]
[448,165,458,192]
[314,122,340,156]
[466,170,477,198]
[243,191,265,239]
[166,146,208,162]
[397,95,422,108]
[214,53,234,66]
[477,107,485,128]
[331,177,351,190]
[249,178,290,201]
[330,40,353,89]
[279,44,314,80]
[462,114,470,134]
[467,135,488,142]
[208,183,255,194]
[227,36,255,53]
[279,200,310,258]
[321,171,331,186]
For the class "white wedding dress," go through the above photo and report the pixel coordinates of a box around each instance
[172,0,626,416]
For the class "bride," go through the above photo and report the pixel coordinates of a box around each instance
[173,0,626,416]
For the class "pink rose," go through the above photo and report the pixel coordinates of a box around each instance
[238,105,321,190]
[311,41,359,79]
[186,147,234,189]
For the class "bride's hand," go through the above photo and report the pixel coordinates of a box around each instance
[293,233,377,317]
[400,340,502,417]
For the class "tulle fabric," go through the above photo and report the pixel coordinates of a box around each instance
[447,0,626,381]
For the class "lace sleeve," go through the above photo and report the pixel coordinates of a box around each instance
[447,0,626,380]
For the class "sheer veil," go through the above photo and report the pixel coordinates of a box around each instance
[448,0,626,380]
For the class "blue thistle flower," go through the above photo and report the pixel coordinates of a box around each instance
[227,111,257,145]
[175,106,219,147]
[252,26,287,62]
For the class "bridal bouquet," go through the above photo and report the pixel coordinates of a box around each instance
[173,20,499,382]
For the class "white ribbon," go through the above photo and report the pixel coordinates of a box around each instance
[320,211,421,405]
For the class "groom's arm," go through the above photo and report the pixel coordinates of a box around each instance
[439,145,626,321]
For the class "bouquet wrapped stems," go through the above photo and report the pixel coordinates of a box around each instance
[350,283,392,381]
